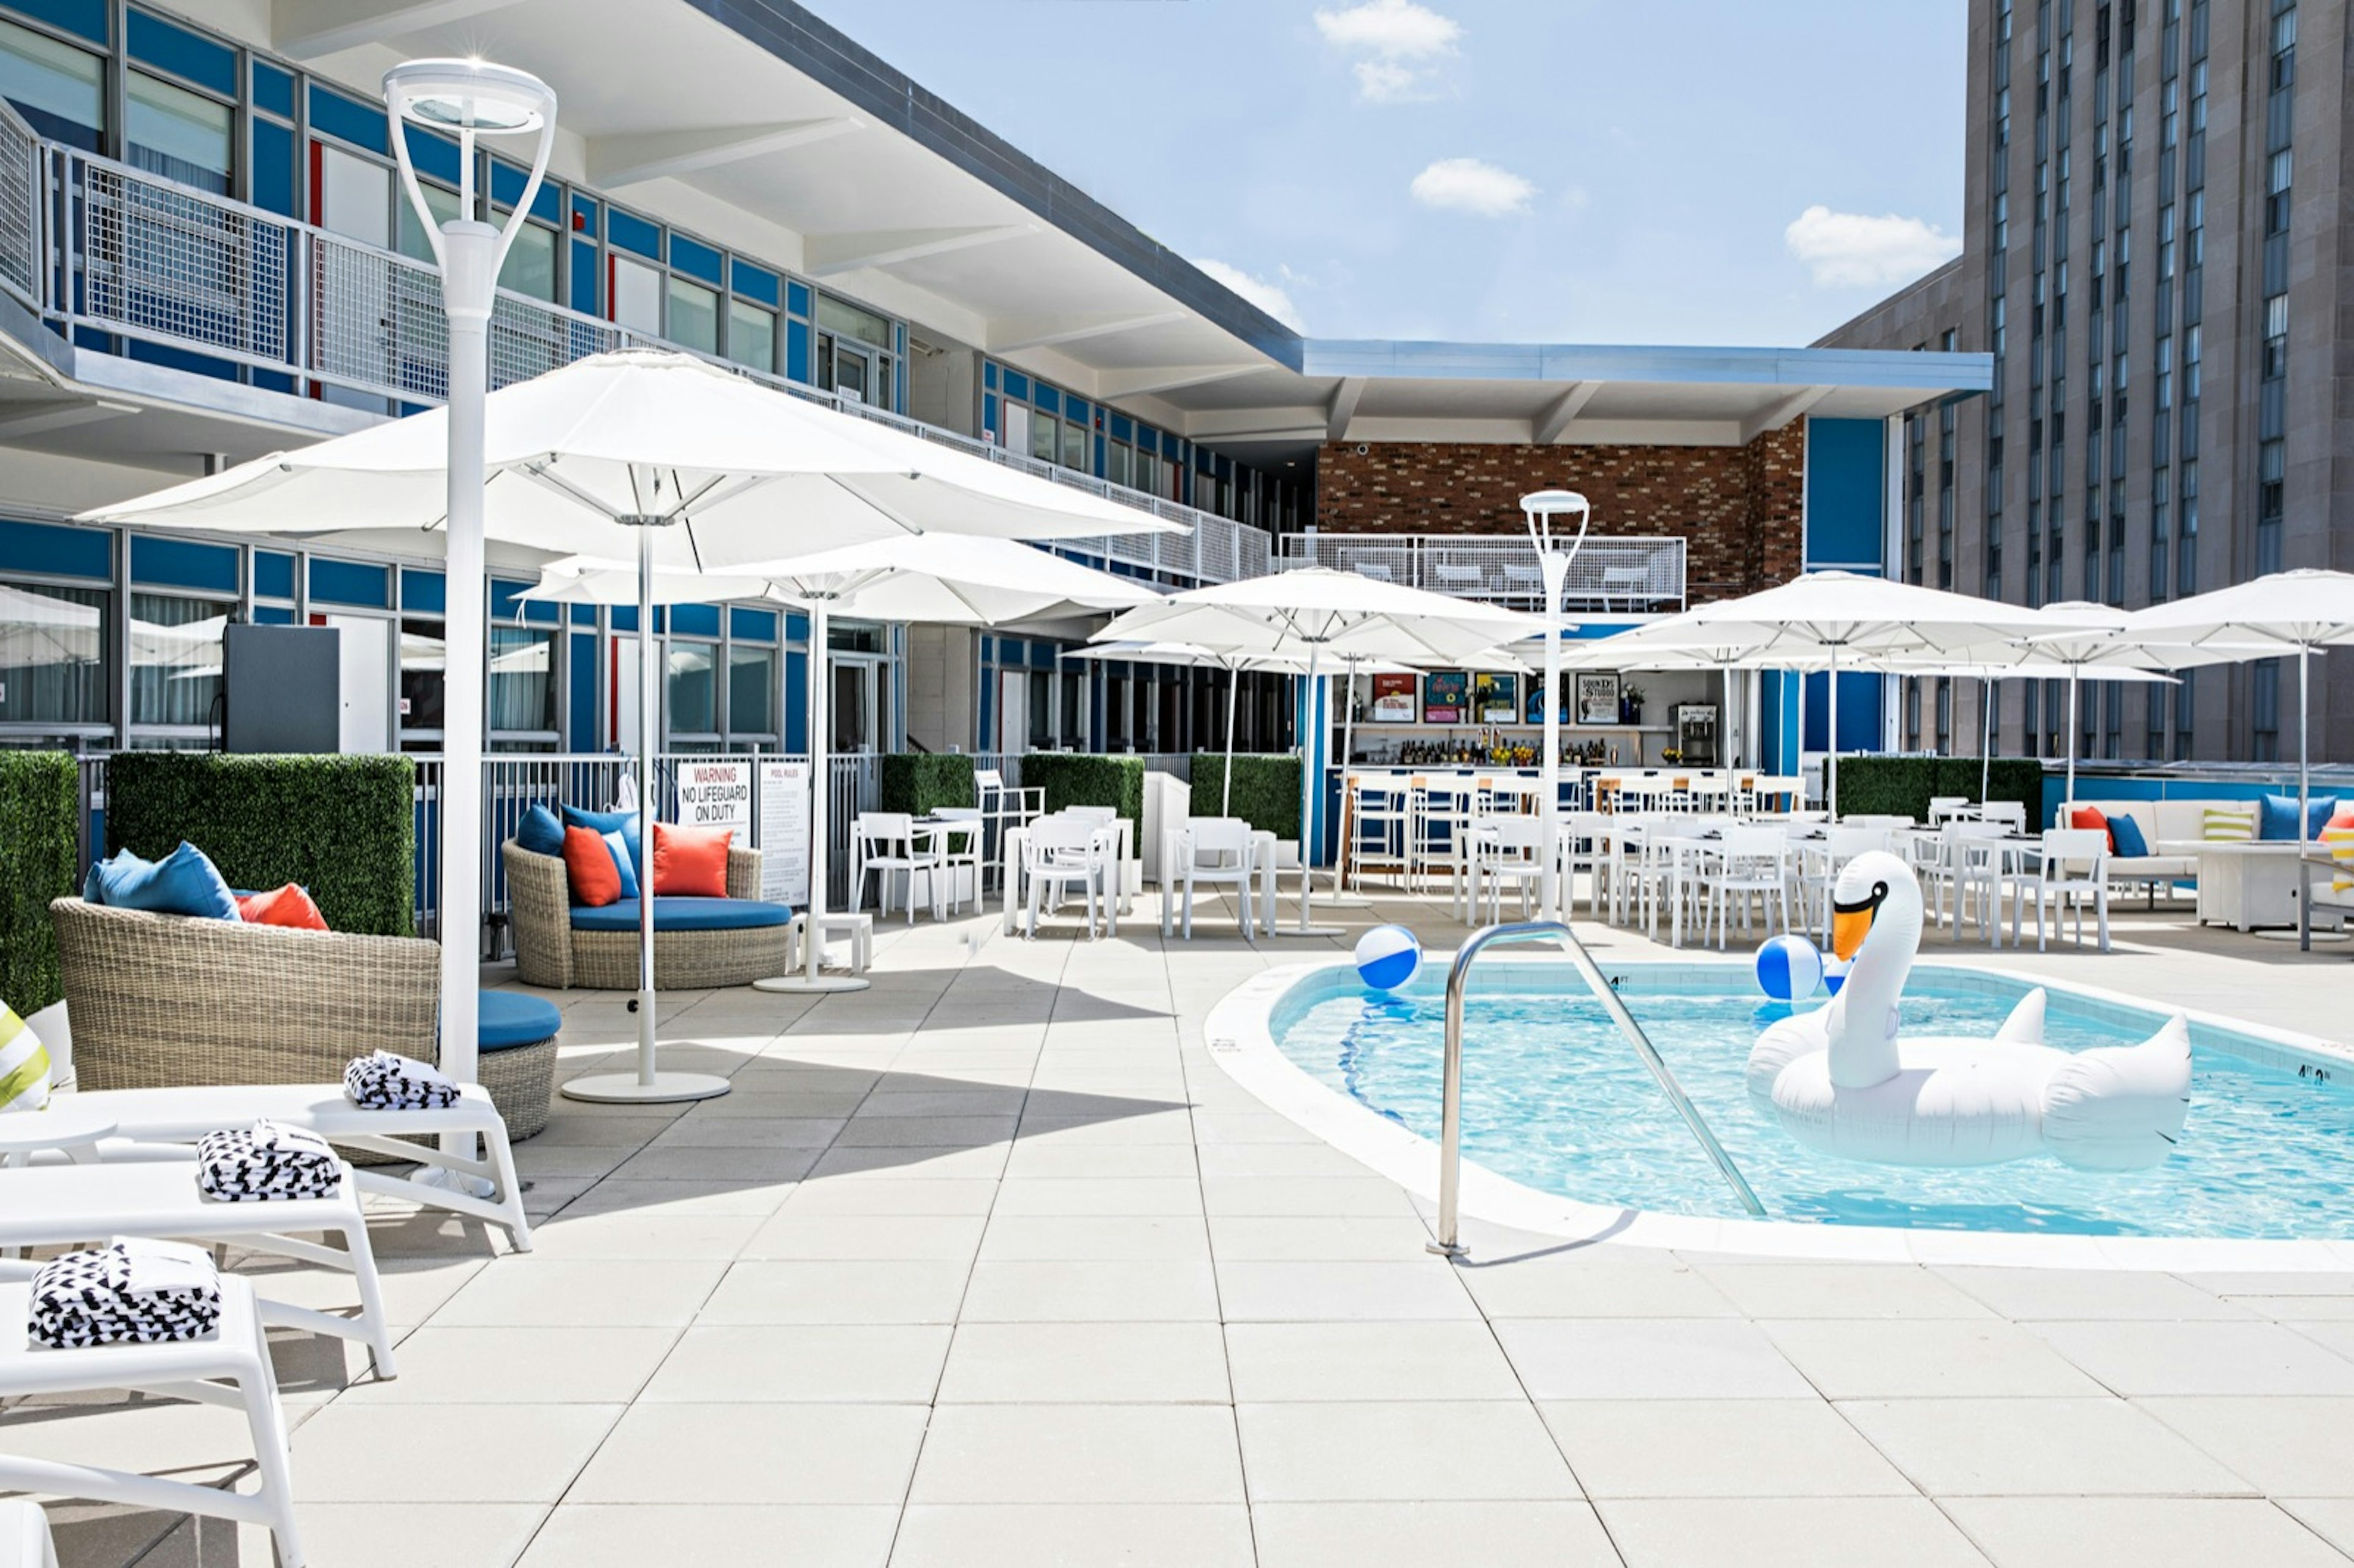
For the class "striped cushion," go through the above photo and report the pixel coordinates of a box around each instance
[2323,826,2354,896]
[2203,805,2258,843]
[0,1003,52,1113]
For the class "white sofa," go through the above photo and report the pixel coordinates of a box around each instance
[2056,799,2225,904]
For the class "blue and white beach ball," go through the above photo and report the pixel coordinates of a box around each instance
[1754,934,1824,1002]
[1354,925,1422,991]
[1822,959,1850,997]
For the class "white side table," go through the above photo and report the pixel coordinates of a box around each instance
[0,1105,116,1169]
[791,911,874,975]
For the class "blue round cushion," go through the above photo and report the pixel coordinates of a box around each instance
[568,897,794,933]
[478,991,562,1052]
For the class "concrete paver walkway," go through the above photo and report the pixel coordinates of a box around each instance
[13,892,2354,1567]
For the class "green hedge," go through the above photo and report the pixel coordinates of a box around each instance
[879,753,975,818]
[1834,756,2043,823]
[0,752,79,1014]
[105,753,417,937]
[1189,753,1300,839]
[1018,753,1144,831]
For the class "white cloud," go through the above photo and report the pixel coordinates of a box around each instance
[1314,0,1460,102]
[1410,158,1536,218]
[1784,204,1962,289]
[1194,258,1304,329]
[1314,0,1461,58]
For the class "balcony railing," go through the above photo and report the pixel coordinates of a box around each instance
[1279,533,1687,612]
[0,106,1270,586]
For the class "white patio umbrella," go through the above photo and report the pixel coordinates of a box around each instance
[82,350,1173,1102]
[527,536,1160,992]
[1092,568,1545,936]
[1886,657,2179,807]
[1634,571,2052,816]
[1061,641,1324,817]
[2124,571,2354,839]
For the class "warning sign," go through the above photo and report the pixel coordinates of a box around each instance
[675,758,753,831]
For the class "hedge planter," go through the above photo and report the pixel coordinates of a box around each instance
[105,753,417,937]
[0,751,79,1013]
[1834,755,2043,824]
[1188,753,1300,840]
[880,753,976,818]
[1018,753,1145,831]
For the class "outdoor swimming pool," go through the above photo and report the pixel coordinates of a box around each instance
[1270,963,2354,1239]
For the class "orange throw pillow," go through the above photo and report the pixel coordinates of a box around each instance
[653,823,732,897]
[235,883,329,930]
[2332,804,2354,833]
[2068,804,2114,852]
[563,824,623,907]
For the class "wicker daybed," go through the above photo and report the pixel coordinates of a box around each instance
[501,840,790,990]
[50,898,557,1140]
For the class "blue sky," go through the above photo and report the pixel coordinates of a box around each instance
[796,0,1966,348]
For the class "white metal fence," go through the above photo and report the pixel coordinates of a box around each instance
[1279,533,1688,612]
[17,135,1273,587]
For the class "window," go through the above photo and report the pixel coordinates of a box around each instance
[666,276,718,355]
[1060,417,1087,473]
[1029,412,1057,465]
[668,640,717,735]
[2266,150,2293,234]
[129,592,230,729]
[727,300,775,375]
[487,626,555,736]
[2173,669,2193,759]
[0,582,109,728]
[2262,294,2288,378]
[610,256,662,336]
[126,70,230,194]
[498,223,558,302]
[2252,659,2280,761]
[726,644,775,737]
[400,619,445,739]
[0,18,103,150]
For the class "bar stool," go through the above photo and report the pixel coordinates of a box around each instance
[1349,775,1411,890]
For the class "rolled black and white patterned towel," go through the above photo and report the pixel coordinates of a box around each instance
[195,1119,341,1203]
[343,1049,459,1110]
[29,1238,221,1349]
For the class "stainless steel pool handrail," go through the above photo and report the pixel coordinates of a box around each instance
[1427,921,1766,1260]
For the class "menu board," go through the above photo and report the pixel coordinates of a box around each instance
[757,760,810,907]
[1474,672,1518,722]
[1423,671,1467,723]
[1369,672,1419,722]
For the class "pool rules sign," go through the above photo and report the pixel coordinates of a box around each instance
[756,760,811,907]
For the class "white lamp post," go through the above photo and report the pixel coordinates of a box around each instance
[1521,489,1590,924]
[385,59,557,1094]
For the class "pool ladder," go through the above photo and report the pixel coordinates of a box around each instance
[1428,921,1766,1260]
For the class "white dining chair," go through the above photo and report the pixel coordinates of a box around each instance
[1173,816,1258,938]
[1023,814,1116,940]
[1701,826,1794,950]
[853,811,945,924]
[2005,828,2112,952]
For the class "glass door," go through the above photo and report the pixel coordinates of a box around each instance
[831,656,887,753]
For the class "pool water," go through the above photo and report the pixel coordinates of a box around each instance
[1273,965,2354,1238]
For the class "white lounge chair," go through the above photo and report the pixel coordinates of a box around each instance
[0,1159,398,1379]
[54,1083,531,1250]
[0,1276,303,1566]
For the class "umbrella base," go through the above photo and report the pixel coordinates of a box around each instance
[1269,924,1350,938]
[1320,892,1374,909]
[2255,928,2349,945]
[561,1071,733,1105]
[752,973,872,994]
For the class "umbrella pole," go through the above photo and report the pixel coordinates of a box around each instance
[2299,644,2311,840]
[2065,672,2079,811]
[563,523,731,1102]
[1222,666,1238,816]
[755,596,868,994]
[1982,676,1994,804]
[1826,645,1840,817]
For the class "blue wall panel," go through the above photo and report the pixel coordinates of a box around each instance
[1804,417,1887,572]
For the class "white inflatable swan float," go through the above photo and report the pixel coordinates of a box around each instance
[1746,851,2190,1170]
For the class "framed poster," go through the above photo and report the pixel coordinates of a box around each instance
[1423,671,1466,723]
[1473,672,1518,723]
[1369,672,1419,722]
[1574,672,1622,726]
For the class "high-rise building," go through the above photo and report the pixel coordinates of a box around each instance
[1821,0,2349,766]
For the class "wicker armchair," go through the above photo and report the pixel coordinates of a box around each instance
[503,841,785,989]
[50,898,555,1141]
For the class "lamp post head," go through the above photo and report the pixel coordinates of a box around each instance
[383,58,556,137]
[1520,489,1590,550]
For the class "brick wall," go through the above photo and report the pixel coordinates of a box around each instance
[1312,422,1808,601]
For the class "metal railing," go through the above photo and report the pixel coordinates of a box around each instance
[1428,920,1762,1259]
[1281,533,1688,612]
[18,138,1274,586]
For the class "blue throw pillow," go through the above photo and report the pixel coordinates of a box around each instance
[2257,794,2336,842]
[516,802,565,859]
[2106,813,2149,859]
[93,842,240,921]
[602,829,639,899]
[563,804,642,880]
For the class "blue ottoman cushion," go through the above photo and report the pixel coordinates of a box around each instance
[568,897,794,933]
[478,991,562,1052]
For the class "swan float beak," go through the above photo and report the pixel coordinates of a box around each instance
[1830,880,1889,962]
